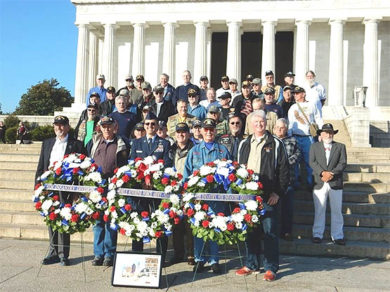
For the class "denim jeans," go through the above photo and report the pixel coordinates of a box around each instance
[93,218,118,259]
[281,186,295,235]
[245,203,279,272]
[294,136,314,185]
[193,200,227,265]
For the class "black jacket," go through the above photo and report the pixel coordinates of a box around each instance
[100,99,116,116]
[237,131,289,200]
[151,100,175,123]
[35,136,86,183]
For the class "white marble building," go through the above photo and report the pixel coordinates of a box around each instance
[66,0,390,146]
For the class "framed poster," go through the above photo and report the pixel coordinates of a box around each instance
[112,252,162,288]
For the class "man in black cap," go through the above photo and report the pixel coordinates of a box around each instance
[217,114,243,161]
[169,122,195,265]
[35,115,86,266]
[117,75,143,105]
[199,75,209,101]
[246,74,254,84]
[157,120,175,146]
[277,86,295,119]
[264,87,283,118]
[187,88,207,121]
[173,70,200,106]
[277,72,296,103]
[183,118,231,274]
[232,80,253,126]
[219,92,233,121]
[75,92,102,133]
[132,122,146,139]
[261,70,281,102]
[135,74,145,91]
[151,85,175,123]
[87,116,129,266]
[129,111,172,265]
[207,105,229,136]
[100,86,116,116]
[228,78,240,104]
[216,75,230,99]
[140,82,155,110]
[309,123,347,245]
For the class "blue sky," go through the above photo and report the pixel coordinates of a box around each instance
[0,0,77,113]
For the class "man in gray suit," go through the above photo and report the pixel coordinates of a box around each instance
[309,123,347,245]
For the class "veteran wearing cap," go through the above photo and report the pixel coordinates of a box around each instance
[183,118,231,274]
[75,92,102,134]
[157,120,175,146]
[217,113,243,161]
[87,116,129,267]
[100,86,116,116]
[129,111,173,264]
[140,82,156,110]
[86,74,107,105]
[169,122,195,266]
[228,78,241,104]
[251,78,264,100]
[199,75,209,101]
[261,70,282,102]
[190,119,203,144]
[207,105,229,136]
[232,80,253,126]
[288,86,323,187]
[151,85,175,123]
[135,74,145,91]
[277,85,295,119]
[167,100,196,138]
[219,92,232,121]
[187,88,207,121]
[117,75,143,105]
[309,123,347,246]
[216,75,230,99]
[264,87,284,119]
[35,115,86,266]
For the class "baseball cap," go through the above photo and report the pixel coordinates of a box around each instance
[265,70,274,76]
[200,75,208,81]
[246,74,254,81]
[153,85,164,93]
[221,76,229,82]
[202,118,216,129]
[188,88,198,97]
[293,86,305,93]
[99,116,115,126]
[125,75,133,81]
[176,122,190,132]
[229,78,238,84]
[53,115,69,125]
[134,122,145,131]
[90,92,101,99]
[242,81,251,88]
[96,74,105,80]
[252,78,261,85]
[119,89,129,97]
[284,71,295,77]
[264,87,275,94]
[136,74,144,81]
[208,105,220,113]
[219,92,232,100]
[107,86,116,93]
[192,120,202,128]
[141,82,152,90]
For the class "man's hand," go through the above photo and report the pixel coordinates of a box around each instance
[267,192,279,206]
[321,171,334,182]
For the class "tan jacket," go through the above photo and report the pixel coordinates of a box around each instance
[244,111,278,137]
[167,113,196,137]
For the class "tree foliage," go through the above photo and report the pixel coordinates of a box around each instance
[14,79,74,115]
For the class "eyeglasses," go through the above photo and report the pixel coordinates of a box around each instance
[144,122,156,126]
[230,122,240,125]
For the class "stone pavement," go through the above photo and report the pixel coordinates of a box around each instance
[0,238,389,292]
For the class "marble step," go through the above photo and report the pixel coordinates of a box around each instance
[0,179,35,190]
[292,224,390,243]
[344,172,390,183]
[0,153,39,163]
[0,189,34,201]
[0,200,35,212]
[0,169,36,181]
[0,161,38,171]
[294,199,390,215]
[293,212,390,228]
[344,182,390,193]
[345,163,390,173]
[280,238,390,260]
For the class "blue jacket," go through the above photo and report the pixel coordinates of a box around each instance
[86,86,107,105]
[129,135,173,167]
[173,83,200,106]
[188,104,207,121]
[163,83,176,102]
[183,141,231,181]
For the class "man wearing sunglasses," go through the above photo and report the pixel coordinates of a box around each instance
[129,111,173,266]
[217,113,243,161]
[151,85,175,123]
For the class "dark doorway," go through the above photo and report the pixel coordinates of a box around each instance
[210,32,228,89]
[275,32,294,86]
[241,32,262,81]
[211,31,294,87]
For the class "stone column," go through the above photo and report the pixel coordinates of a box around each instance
[103,22,117,87]
[363,18,380,107]
[132,22,147,76]
[226,21,242,84]
[74,23,89,106]
[194,22,209,83]
[261,20,277,82]
[295,19,311,86]
[328,19,345,106]
[162,22,177,83]
[88,30,98,90]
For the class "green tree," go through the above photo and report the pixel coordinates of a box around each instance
[14,79,74,115]
[0,103,3,114]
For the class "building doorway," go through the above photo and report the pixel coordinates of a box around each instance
[211,31,294,88]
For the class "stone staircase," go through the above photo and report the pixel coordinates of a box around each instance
[0,143,389,260]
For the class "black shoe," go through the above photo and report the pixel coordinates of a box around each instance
[187,256,195,266]
[333,238,346,246]
[312,237,322,244]
[168,256,183,266]
[103,257,113,267]
[211,263,221,274]
[282,233,293,241]
[193,261,205,273]
[60,258,70,266]
[92,257,104,266]
[42,256,60,265]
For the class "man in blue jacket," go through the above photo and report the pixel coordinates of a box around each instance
[183,118,231,274]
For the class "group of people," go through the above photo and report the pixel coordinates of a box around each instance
[35,68,347,282]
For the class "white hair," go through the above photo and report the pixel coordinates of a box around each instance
[276,118,288,127]
[251,110,266,121]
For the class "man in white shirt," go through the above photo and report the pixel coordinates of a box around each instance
[288,86,323,187]
[228,78,241,105]
[216,76,230,99]
[35,116,85,266]
[304,70,326,115]
[199,87,220,110]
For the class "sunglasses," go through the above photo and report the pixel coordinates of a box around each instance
[87,109,96,112]
[144,122,156,126]
[230,122,240,125]
[156,92,163,95]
